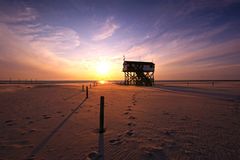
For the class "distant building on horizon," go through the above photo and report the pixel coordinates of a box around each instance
[122,60,155,86]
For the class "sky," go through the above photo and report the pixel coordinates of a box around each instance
[0,0,240,80]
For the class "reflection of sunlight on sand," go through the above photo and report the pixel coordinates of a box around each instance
[99,80,106,84]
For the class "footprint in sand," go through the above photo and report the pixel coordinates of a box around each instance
[42,114,51,119]
[125,130,135,136]
[132,94,137,105]
[126,108,132,111]
[25,116,32,123]
[5,120,13,123]
[28,120,34,124]
[124,111,130,115]
[109,138,122,145]
[126,104,136,128]
[128,105,133,108]
[128,116,136,120]
[5,120,16,126]
[29,129,37,133]
[117,133,124,138]
[127,122,136,127]
[124,105,133,115]
[86,151,102,160]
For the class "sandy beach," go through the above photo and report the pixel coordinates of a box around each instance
[0,82,239,160]
[1,0,240,159]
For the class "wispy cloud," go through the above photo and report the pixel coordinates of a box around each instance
[9,24,80,53]
[30,25,81,53]
[0,23,91,80]
[0,4,81,54]
[92,17,119,41]
[121,18,240,79]
[0,6,87,79]
[0,7,38,23]
[0,7,122,79]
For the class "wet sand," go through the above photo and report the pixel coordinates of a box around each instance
[0,82,239,160]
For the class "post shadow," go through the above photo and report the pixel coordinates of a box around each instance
[26,98,87,160]
[98,133,105,160]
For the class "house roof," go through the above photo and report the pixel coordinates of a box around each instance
[123,61,154,65]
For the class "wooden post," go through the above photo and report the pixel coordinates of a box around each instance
[82,85,84,92]
[99,96,105,133]
[90,84,91,89]
[86,86,88,98]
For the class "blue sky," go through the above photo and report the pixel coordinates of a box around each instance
[0,0,240,80]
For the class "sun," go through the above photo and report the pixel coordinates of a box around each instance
[96,61,109,75]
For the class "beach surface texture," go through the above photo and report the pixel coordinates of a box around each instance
[0,82,239,160]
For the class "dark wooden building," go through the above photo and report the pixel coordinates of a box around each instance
[123,60,155,86]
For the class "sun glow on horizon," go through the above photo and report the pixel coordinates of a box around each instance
[96,61,110,76]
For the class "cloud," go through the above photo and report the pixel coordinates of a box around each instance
[0,24,67,71]
[30,25,81,53]
[121,20,240,80]
[162,38,240,66]
[0,7,38,23]
[0,23,85,80]
[8,24,80,54]
[0,4,89,78]
[0,5,81,54]
[92,17,119,41]
[0,6,122,80]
